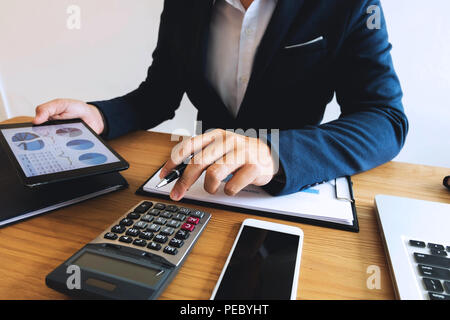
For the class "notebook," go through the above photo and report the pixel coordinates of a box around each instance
[0,148,128,228]
[136,168,359,232]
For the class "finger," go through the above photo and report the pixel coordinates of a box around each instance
[204,156,244,195]
[48,114,67,120]
[160,129,225,178]
[223,164,260,196]
[169,139,232,200]
[169,163,203,201]
[33,99,68,124]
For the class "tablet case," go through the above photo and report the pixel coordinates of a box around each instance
[0,148,128,228]
[136,167,359,233]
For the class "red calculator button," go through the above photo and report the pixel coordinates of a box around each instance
[186,217,200,225]
[181,223,195,232]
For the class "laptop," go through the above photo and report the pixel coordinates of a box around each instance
[375,195,450,300]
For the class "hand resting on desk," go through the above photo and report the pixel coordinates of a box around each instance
[160,129,278,201]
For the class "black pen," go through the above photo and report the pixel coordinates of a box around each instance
[156,155,194,189]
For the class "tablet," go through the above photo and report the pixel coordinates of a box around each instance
[0,120,129,187]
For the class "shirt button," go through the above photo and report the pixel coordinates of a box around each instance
[245,27,254,36]
[240,76,249,85]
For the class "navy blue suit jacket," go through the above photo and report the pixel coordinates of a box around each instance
[92,0,408,196]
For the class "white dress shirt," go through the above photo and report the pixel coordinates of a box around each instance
[206,0,277,118]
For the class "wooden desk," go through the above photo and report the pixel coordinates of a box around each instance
[1,117,449,300]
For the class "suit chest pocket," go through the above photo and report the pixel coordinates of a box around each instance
[268,38,329,87]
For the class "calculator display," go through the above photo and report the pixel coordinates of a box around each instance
[74,251,162,287]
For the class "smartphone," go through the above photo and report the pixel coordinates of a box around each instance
[210,218,304,300]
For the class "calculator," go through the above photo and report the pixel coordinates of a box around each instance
[46,200,211,299]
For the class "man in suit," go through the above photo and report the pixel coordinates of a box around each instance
[33,0,408,201]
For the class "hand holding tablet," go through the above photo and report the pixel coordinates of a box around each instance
[33,99,105,135]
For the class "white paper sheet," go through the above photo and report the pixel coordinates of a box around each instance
[144,169,354,226]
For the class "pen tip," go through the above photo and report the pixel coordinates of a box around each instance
[156,180,168,189]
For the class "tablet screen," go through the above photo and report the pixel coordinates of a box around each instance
[1,122,120,178]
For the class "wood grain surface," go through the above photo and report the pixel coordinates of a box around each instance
[0,117,448,300]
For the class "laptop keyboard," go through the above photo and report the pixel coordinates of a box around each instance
[409,239,450,300]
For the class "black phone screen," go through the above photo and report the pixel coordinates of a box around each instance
[214,225,300,300]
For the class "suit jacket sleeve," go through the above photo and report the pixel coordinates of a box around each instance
[263,0,409,196]
[89,1,185,140]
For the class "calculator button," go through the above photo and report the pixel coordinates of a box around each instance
[104,232,118,240]
[181,223,195,232]
[111,225,126,234]
[165,205,178,212]
[134,201,153,213]
[186,217,200,225]
[167,220,181,228]
[132,239,147,247]
[127,212,141,220]
[160,227,175,236]
[160,211,173,219]
[169,238,184,248]
[140,214,154,223]
[126,228,140,237]
[119,218,133,226]
[134,221,148,229]
[154,234,168,244]
[173,213,187,221]
[190,210,205,219]
[178,207,191,215]
[154,217,167,225]
[119,236,133,244]
[147,224,161,233]
[149,209,161,216]
[139,231,154,240]
[164,246,178,255]
[175,230,190,240]
[154,203,166,210]
[147,242,162,251]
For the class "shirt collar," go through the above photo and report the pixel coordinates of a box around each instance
[225,0,245,12]
[214,0,277,13]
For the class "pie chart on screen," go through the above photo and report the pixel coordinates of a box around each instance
[79,153,107,165]
[66,139,94,150]
[56,127,82,138]
[17,140,45,151]
[12,132,39,142]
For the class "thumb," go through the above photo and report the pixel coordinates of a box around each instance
[33,107,51,125]
[33,99,67,125]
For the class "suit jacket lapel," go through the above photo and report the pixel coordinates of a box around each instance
[189,0,239,127]
[190,0,214,74]
[237,0,306,118]
[190,0,307,123]
[251,0,306,82]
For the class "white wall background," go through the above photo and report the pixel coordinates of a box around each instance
[0,0,197,135]
[0,0,449,167]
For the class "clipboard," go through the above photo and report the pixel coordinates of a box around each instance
[136,166,359,232]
